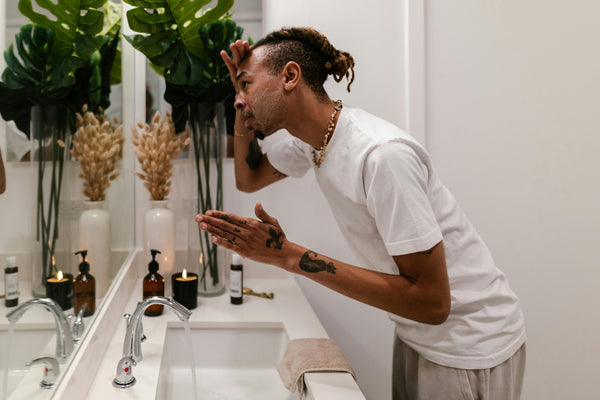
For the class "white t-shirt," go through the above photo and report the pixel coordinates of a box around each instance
[267,105,526,369]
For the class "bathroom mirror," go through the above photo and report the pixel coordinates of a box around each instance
[0,1,135,398]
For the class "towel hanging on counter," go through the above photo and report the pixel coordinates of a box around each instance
[277,338,356,395]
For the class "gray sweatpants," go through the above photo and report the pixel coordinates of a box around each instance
[392,337,526,400]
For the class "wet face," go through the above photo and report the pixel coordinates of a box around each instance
[234,47,286,137]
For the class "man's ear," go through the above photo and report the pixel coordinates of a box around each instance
[282,61,301,91]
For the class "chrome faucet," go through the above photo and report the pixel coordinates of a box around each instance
[112,296,191,388]
[27,357,60,388]
[6,298,74,363]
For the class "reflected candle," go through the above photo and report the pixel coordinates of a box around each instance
[46,270,74,310]
[172,269,198,310]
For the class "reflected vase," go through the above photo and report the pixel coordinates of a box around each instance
[30,104,73,297]
[144,200,175,286]
[188,202,225,296]
[78,201,111,297]
[188,102,226,296]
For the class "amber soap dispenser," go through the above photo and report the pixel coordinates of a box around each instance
[143,249,164,316]
[73,250,95,317]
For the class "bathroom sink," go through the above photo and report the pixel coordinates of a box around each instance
[156,322,295,400]
[0,324,56,396]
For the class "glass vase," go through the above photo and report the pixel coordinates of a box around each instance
[188,102,226,296]
[188,201,225,296]
[30,105,73,298]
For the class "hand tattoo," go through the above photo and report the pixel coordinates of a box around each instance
[266,228,284,250]
[299,251,336,274]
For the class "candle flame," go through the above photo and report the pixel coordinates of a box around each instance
[182,269,187,280]
[199,253,203,266]
[57,270,63,280]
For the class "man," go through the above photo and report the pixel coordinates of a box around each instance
[195,27,526,399]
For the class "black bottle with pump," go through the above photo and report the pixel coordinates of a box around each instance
[73,250,96,317]
[143,249,164,316]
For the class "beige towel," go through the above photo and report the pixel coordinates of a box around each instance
[277,338,356,395]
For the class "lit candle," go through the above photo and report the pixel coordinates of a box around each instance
[46,270,74,310]
[172,268,198,310]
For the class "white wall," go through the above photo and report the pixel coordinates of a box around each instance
[425,1,600,399]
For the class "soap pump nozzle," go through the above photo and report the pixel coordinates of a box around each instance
[75,250,89,274]
[148,249,161,273]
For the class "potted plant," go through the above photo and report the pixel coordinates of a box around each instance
[0,0,122,296]
[123,0,247,295]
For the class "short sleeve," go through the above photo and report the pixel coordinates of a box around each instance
[264,130,313,178]
[363,141,442,255]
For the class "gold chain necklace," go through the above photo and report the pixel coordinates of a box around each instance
[312,99,343,168]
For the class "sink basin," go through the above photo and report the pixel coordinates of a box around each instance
[156,322,295,400]
[0,323,56,396]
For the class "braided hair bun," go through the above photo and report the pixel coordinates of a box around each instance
[252,27,356,95]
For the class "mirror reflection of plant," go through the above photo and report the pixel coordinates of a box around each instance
[0,0,122,136]
[123,1,249,292]
[70,107,125,202]
[122,0,242,132]
[0,0,122,291]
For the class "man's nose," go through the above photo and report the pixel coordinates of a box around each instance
[234,93,245,110]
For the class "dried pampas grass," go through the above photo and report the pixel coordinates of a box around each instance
[131,111,189,201]
[70,107,124,201]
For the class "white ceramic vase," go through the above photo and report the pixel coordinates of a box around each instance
[143,200,175,282]
[78,201,111,297]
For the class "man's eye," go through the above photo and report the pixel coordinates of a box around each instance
[240,81,249,88]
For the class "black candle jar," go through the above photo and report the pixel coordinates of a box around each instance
[172,269,198,310]
[46,271,73,310]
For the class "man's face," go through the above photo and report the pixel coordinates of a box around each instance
[234,47,286,137]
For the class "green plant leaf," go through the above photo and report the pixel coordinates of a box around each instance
[123,0,234,62]
[2,24,75,92]
[18,0,105,64]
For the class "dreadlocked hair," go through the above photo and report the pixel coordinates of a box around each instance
[252,27,356,98]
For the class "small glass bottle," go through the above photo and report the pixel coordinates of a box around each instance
[230,253,243,305]
[4,256,19,307]
[143,249,164,316]
[73,250,95,317]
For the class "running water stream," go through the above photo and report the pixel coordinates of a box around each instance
[183,320,199,400]
[2,322,15,399]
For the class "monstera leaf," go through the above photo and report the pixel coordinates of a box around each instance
[162,18,244,132]
[2,24,75,95]
[123,0,234,62]
[18,0,106,65]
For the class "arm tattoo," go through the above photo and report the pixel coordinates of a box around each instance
[266,228,284,250]
[245,138,263,170]
[299,251,336,274]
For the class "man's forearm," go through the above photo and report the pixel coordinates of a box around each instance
[279,241,451,325]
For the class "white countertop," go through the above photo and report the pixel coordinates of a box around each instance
[86,278,329,400]
[52,252,365,400]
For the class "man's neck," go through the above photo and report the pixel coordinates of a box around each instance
[284,95,339,149]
